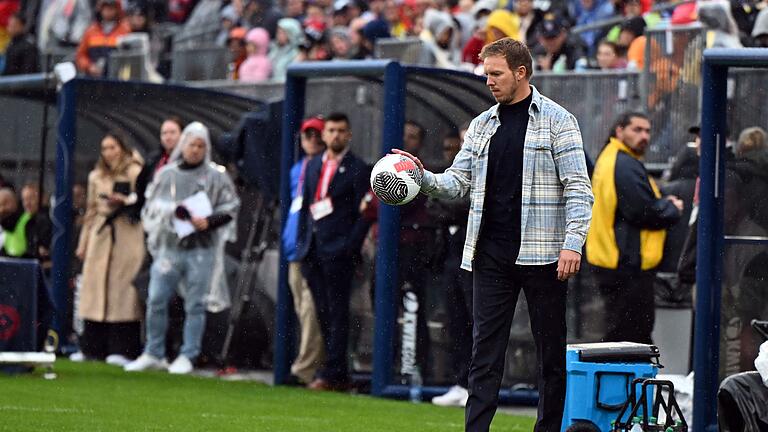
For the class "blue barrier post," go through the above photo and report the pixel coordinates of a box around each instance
[274,73,306,385]
[371,62,405,396]
[50,80,77,343]
[693,59,728,432]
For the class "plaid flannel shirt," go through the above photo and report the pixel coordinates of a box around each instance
[421,85,594,271]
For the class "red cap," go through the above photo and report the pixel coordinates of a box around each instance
[301,117,325,133]
[228,27,248,40]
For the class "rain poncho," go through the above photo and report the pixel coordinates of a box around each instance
[269,18,303,81]
[142,122,240,312]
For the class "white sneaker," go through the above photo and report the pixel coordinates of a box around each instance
[168,356,194,375]
[432,385,469,407]
[105,354,131,367]
[124,354,168,372]
[69,351,86,362]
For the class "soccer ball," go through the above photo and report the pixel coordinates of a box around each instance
[370,153,423,206]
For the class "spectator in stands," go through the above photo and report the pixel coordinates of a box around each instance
[295,112,370,391]
[595,39,626,69]
[0,187,49,260]
[216,5,241,47]
[20,183,51,265]
[419,8,459,68]
[513,0,544,49]
[75,0,131,77]
[354,18,389,59]
[587,112,682,344]
[699,0,743,48]
[1,13,39,75]
[127,122,240,375]
[75,131,145,365]
[283,116,327,385]
[37,0,90,51]
[239,27,272,81]
[0,0,19,57]
[751,7,768,47]
[285,0,305,20]
[332,0,352,27]
[383,0,407,38]
[243,0,283,38]
[533,13,588,71]
[485,9,520,43]
[461,19,486,66]
[227,27,248,80]
[329,26,353,59]
[618,16,645,70]
[167,0,196,24]
[299,19,330,61]
[269,18,303,81]
[431,125,472,408]
[604,0,660,43]
[575,0,615,56]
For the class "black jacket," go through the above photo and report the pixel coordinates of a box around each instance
[296,151,370,260]
[2,34,40,76]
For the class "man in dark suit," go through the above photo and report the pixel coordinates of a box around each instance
[296,112,370,391]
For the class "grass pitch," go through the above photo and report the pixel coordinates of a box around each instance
[0,360,535,431]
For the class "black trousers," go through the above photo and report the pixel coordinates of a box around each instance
[466,247,567,432]
[594,268,655,344]
[80,320,141,360]
[302,247,354,384]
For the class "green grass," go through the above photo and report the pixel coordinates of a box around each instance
[0,361,535,431]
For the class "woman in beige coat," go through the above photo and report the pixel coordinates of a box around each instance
[75,131,145,365]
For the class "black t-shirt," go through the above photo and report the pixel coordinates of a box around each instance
[478,91,533,258]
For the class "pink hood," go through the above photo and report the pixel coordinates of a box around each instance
[245,27,270,56]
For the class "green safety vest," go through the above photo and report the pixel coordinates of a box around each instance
[2,212,31,257]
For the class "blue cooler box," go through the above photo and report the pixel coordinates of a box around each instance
[561,342,660,431]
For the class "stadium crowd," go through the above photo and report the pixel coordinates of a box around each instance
[1,0,768,77]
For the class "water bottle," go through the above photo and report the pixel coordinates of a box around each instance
[409,367,422,403]
[630,416,644,432]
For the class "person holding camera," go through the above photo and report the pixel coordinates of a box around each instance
[75,131,145,365]
[125,122,240,375]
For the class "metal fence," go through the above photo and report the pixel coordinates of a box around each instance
[171,46,230,81]
[644,23,706,165]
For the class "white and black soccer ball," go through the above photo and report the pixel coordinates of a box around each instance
[370,153,423,206]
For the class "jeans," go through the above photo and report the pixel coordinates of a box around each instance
[144,247,214,360]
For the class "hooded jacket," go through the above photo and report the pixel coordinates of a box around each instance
[419,9,459,68]
[239,27,272,82]
[269,18,303,81]
[485,9,520,43]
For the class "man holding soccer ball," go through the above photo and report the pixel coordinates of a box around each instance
[394,38,593,432]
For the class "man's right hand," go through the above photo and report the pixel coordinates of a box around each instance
[666,195,684,213]
[391,149,424,175]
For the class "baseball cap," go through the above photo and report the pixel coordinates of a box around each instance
[688,125,700,135]
[301,117,325,133]
[538,13,566,38]
[228,27,248,41]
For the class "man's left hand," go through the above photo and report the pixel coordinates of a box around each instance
[557,249,581,281]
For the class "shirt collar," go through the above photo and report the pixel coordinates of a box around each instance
[491,84,542,120]
[323,147,350,163]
